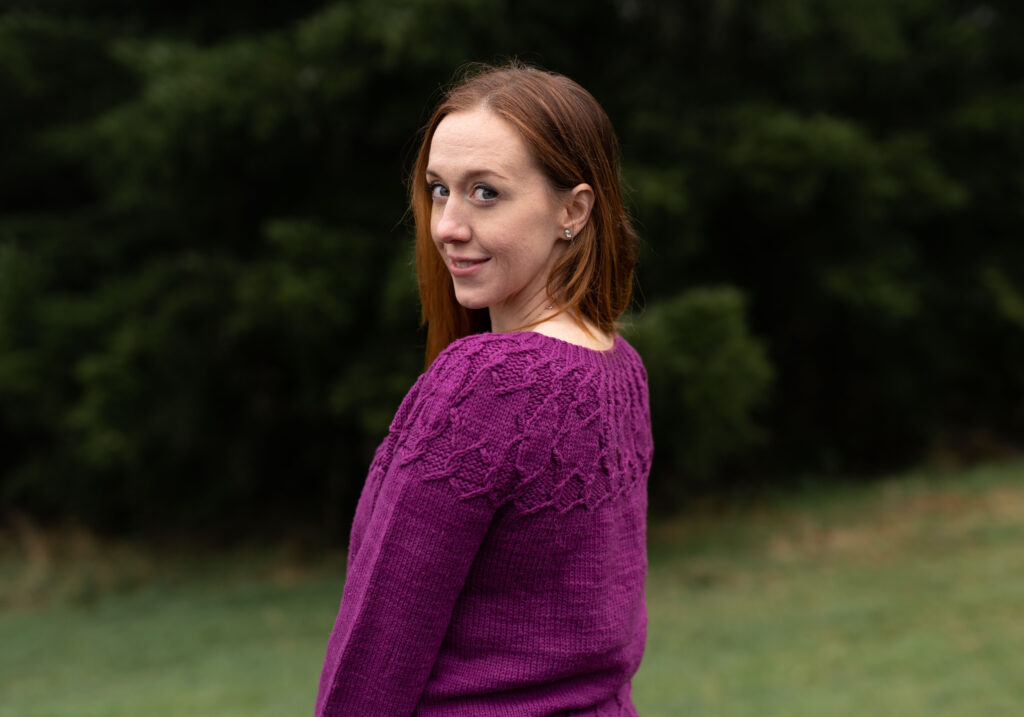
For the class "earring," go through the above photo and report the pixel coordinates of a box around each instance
[564,229,572,239]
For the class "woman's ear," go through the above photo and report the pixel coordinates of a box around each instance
[563,183,595,238]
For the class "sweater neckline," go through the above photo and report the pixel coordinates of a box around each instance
[494,330,623,363]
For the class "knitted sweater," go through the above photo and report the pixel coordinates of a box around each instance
[315,331,653,716]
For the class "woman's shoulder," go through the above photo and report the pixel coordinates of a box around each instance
[387,334,551,503]
[391,333,532,432]
[425,332,554,394]
[431,331,538,368]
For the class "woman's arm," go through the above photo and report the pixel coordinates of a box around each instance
[316,334,530,715]
[314,455,496,716]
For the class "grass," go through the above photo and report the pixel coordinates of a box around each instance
[0,546,339,717]
[2,459,1023,716]
[637,459,1024,715]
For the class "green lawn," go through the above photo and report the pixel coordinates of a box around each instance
[2,460,1023,716]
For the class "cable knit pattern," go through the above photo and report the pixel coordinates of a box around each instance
[316,331,653,716]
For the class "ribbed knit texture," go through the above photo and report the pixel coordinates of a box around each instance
[315,331,653,716]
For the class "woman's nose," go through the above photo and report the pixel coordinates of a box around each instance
[434,200,471,243]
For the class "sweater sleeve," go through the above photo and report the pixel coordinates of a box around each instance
[315,338,512,716]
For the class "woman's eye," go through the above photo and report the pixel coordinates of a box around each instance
[471,185,499,201]
[428,182,449,200]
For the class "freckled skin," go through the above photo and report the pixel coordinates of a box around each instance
[426,108,570,333]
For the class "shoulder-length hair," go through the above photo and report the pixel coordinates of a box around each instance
[410,61,638,367]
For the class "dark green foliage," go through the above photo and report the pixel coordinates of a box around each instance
[625,288,773,509]
[0,0,1021,536]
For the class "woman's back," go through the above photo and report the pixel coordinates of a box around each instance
[317,331,653,716]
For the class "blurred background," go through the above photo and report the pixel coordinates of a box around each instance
[1,1,1022,715]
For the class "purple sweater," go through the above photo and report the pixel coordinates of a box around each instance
[315,331,653,716]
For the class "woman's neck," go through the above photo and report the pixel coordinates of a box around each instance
[509,309,614,351]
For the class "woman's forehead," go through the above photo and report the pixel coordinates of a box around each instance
[427,109,536,178]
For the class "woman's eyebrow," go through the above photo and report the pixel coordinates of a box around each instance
[425,168,509,182]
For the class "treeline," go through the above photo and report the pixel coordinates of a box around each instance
[1,0,1021,538]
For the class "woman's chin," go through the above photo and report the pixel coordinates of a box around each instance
[454,294,490,311]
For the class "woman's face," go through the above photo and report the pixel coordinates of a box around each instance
[426,107,570,332]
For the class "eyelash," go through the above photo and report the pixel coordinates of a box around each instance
[427,182,449,200]
[427,182,499,202]
[472,185,499,201]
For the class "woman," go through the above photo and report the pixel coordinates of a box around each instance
[316,62,653,716]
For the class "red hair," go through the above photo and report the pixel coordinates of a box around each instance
[411,61,638,367]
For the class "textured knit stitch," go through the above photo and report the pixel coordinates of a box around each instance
[316,331,653,716]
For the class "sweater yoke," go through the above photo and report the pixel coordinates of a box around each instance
[379,331,652,515]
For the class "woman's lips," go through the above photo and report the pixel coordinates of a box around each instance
[448,257,489,276]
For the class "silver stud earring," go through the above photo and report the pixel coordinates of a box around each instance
[564,229,572,239]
